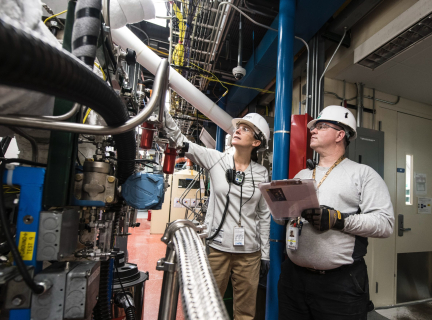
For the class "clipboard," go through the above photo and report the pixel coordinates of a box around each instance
[258,179,319,219]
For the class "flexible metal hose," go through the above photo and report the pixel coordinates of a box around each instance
[0,18,135,184]
[125,307,136,320]
[173,227,228,320]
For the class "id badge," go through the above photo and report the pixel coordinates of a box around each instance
[286,225,299,251]
[233,226,245,246]
[213,229,224,244]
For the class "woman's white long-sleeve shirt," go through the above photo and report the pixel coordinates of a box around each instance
[164,112,271,259]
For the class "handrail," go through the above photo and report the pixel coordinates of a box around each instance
[0,60,169,135]
[157,220,228,320]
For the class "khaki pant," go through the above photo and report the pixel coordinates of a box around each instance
[209,247,261,320]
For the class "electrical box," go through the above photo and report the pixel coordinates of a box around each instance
[170,169,205,222]
[289,114,313,178]
[345,127,384,178]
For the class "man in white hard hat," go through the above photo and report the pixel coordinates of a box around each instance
[278,105,395,320]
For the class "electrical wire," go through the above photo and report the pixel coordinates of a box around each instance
[44,10,68,24]
[0,158,46,294]
[114,260,135,316]
[94,62,106,80]
[201,75,275,94]
[83,108,92,124]
[128,25,149,45]
[190,62,228,96]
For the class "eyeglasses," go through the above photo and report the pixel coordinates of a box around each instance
[234,124,253,134]
[310,122,342,132]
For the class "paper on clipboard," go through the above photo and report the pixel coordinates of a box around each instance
[258,179,319,219]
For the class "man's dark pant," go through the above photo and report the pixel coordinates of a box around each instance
[278,257,369,320]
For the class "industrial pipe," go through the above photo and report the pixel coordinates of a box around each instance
[0,59,169,135]
[112,27,235,134]
[238,15,243,68]
[267,1,296,320]
[157,220,228,320]
[294,36,309,114]
[318,27,347,112]
[357,83,364,128]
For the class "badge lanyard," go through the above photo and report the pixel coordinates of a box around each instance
[312,156,345,189]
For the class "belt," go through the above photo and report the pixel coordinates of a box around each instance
[302,259,363,275]
[304,266,343,274]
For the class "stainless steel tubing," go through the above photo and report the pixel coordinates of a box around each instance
[372,88,376,130]
[295,36,309,114]
[9,127,38,163]
[157,220,227,320]
[174,228,228,320]
[356,83,364,128]
[318,27,347,112]
[0,60,169,135]
[364,94,400,105]
[158,246,180,320]
[13,103,81,121]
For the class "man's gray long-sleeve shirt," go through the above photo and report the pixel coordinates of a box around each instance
[288,158,394,270]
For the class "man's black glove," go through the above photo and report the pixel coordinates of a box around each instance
[301,205,345,231]
[259,259,270,287]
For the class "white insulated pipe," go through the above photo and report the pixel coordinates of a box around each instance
[111,27,235,134]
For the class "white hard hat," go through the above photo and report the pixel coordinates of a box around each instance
[307,105,357,140]
[232,113,270,150]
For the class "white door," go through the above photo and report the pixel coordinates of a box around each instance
[395,112,432,303]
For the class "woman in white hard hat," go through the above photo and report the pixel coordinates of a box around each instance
[164,110,271,320]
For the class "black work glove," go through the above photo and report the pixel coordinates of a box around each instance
[259,259,270,287]
[301,205,345,231]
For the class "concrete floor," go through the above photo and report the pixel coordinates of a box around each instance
[128,218,184,320]
[374,301,432,320]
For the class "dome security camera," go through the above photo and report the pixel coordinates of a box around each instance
[232,66,246,80]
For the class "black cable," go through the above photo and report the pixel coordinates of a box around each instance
[207,183,231,241]
[241,165,255,208]
[115,260,136,320]
[0,158,46,294]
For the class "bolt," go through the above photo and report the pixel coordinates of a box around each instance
[13,198,19,205]
[11,296,23,306]
[107,176,115,183]
[75,174,83,181]
[23,215,33,224]
[105,196,114,203]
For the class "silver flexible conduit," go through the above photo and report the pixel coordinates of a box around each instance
[173,227,228,320]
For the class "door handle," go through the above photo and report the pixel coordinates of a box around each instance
[398,214,411,237]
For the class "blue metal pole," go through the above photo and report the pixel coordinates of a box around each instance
[215,96,227,152]
[266,0,296,319]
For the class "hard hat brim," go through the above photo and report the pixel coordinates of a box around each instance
[307,119,357,140]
